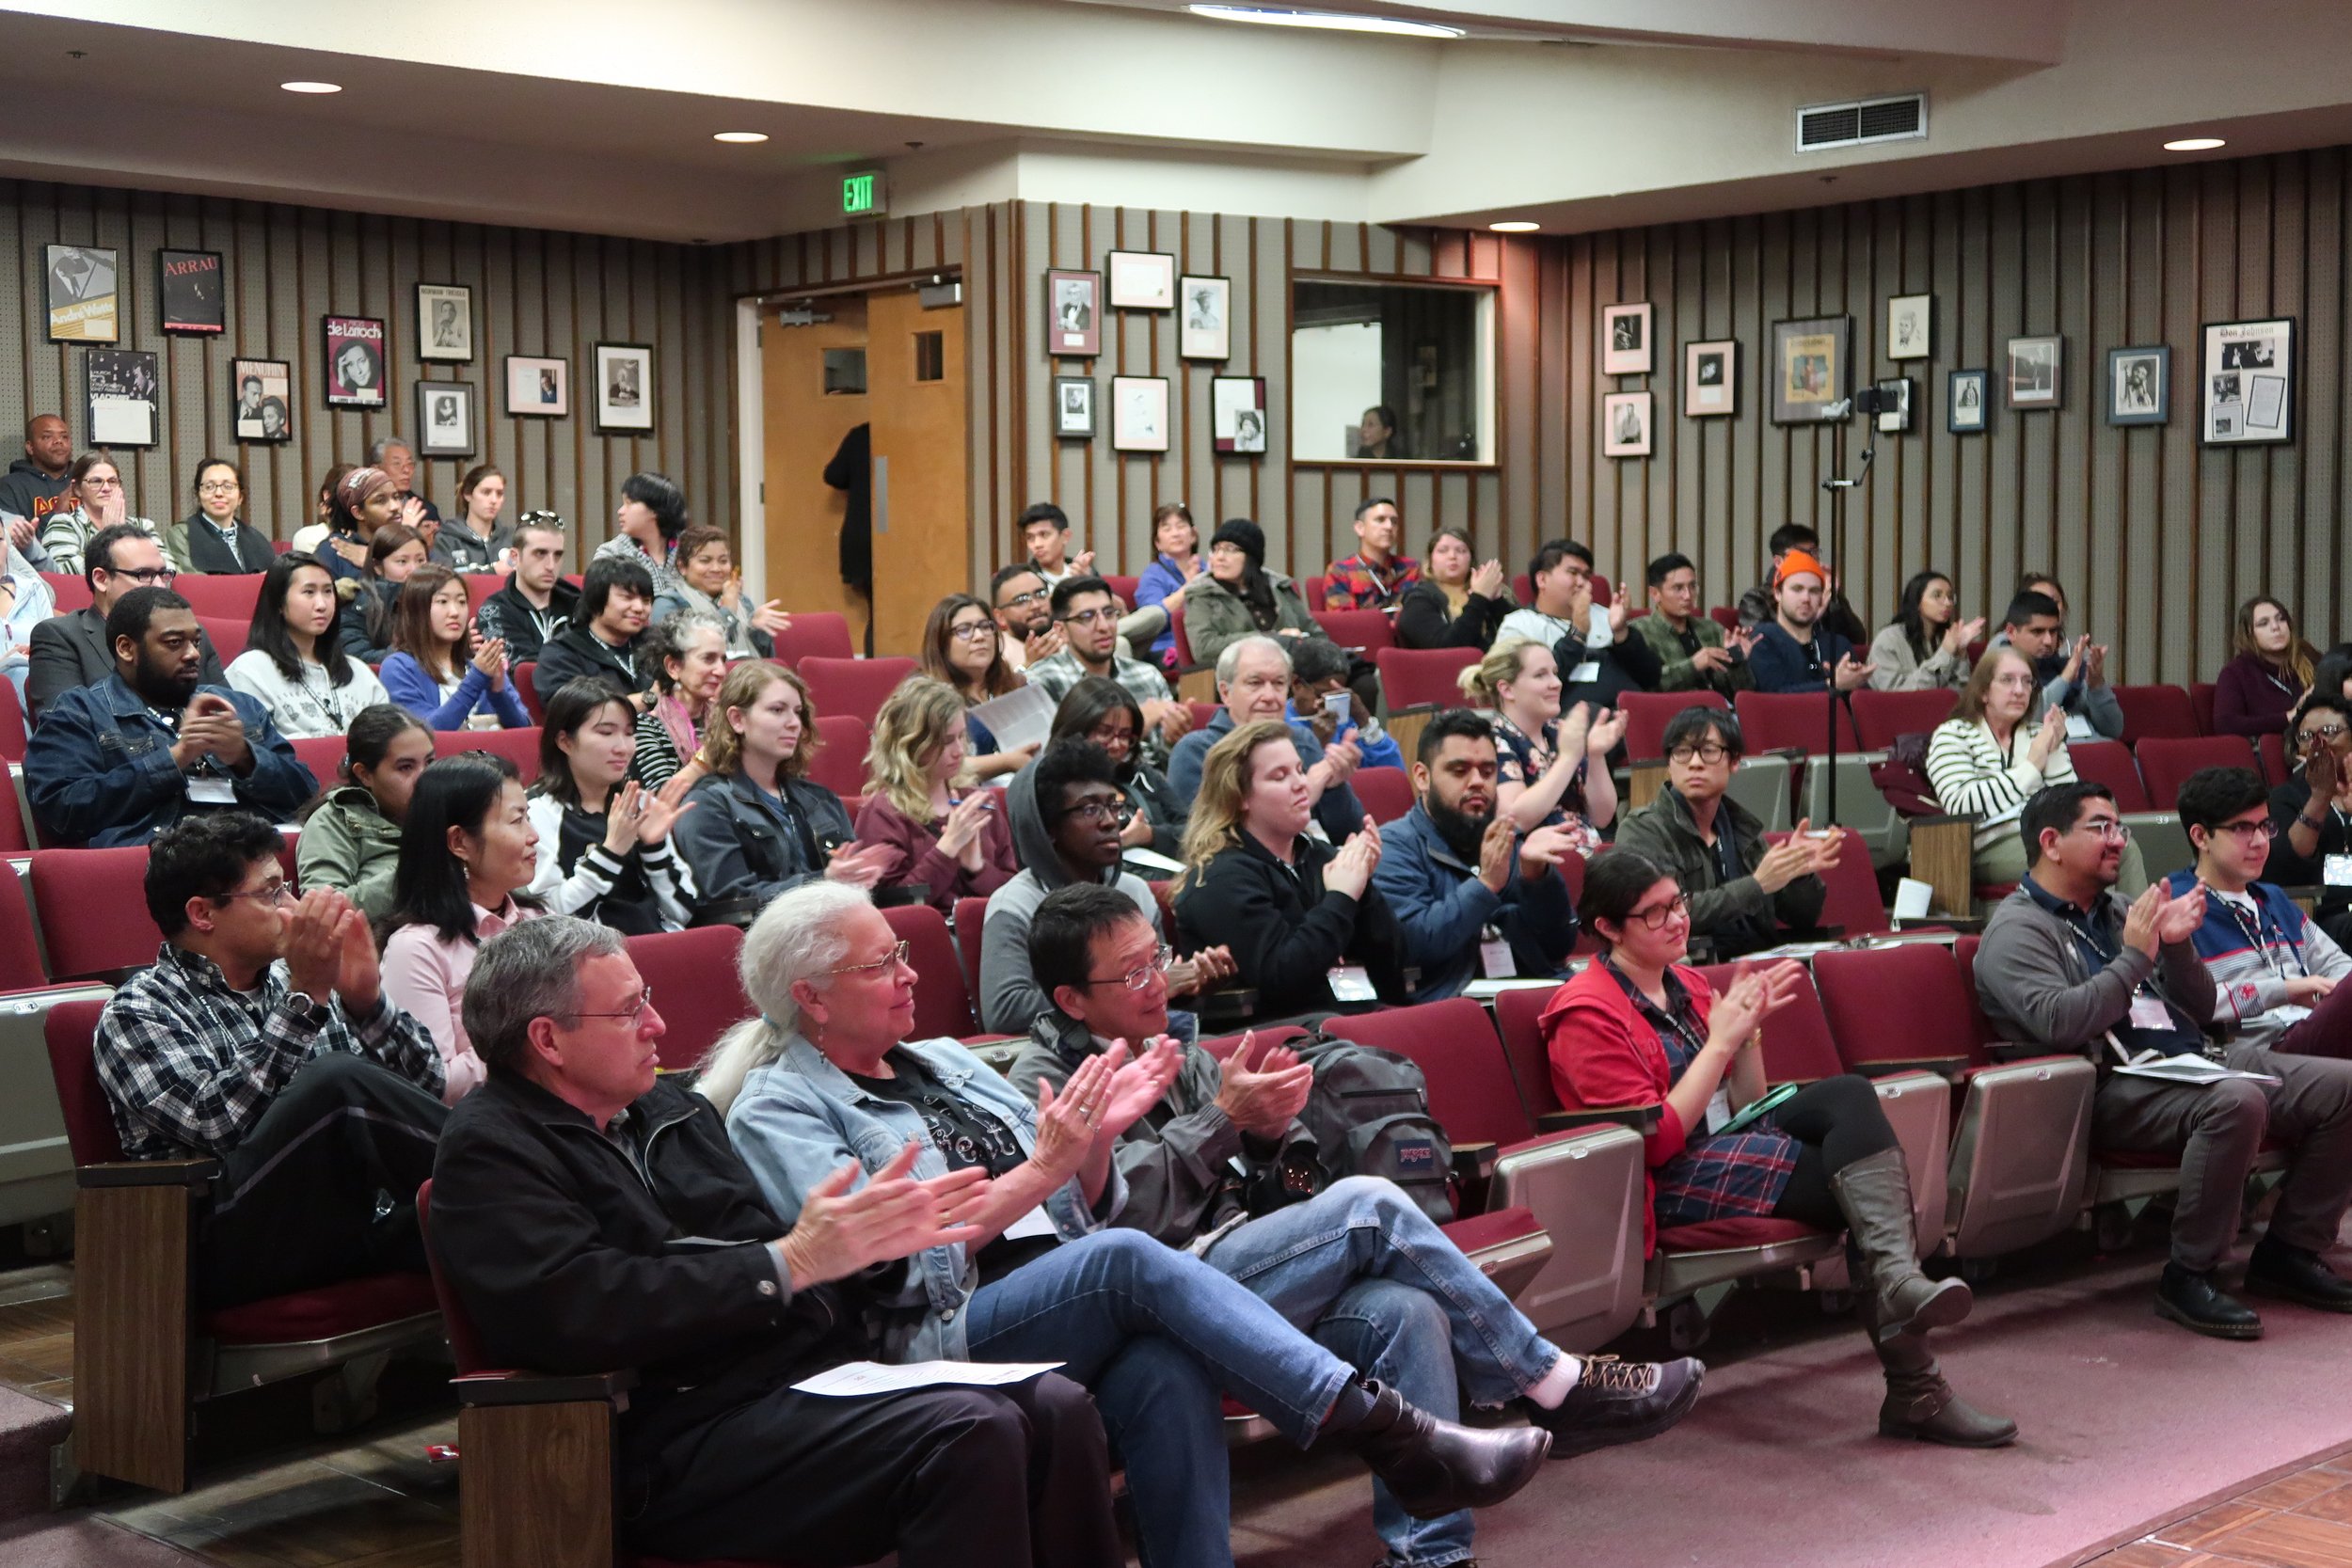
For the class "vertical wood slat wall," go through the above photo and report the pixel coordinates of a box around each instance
[3,178,736,554]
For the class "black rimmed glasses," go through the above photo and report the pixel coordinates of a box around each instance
[1627,894,1690,930]
[2212,818,2280,845]
[1667,743,1731,766]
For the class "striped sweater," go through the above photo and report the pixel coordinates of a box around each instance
[1925,719,2077,850]
[2160,870,2350,1050]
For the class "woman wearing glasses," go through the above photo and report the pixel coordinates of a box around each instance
[918,592,1035,781]
[167,459,276,574]
[1544,848,2014,1448]
[853,677,1017,917]
[40,451,156,576]
[2270,691,2352,949]
[1048,676,1187,866]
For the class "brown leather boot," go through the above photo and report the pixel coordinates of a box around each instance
[1860,1296,2018,1448]
[1831,1147,1973,1341]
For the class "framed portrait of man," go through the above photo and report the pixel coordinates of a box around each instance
[2106,345,2169,427]
[594,342,654,434]
[1045,269,1101,358]
[1180,275,1231,361]
[1885,294,1932,361]
[417,381,475,457]
[417,283,473,362]
[1601,391,1652,457]
[504,355,570,419]
[1054,376,1095,439]
[230,357,293,444]
[1947,369,1989,434]
[323,315,389,408]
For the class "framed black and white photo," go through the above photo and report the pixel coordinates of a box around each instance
[1874,377,1914,434]
[1601,391,1652,457]
[322,315,388,408]
[230,358,293,444]
[2106,345,2169,427]
[417,283,473,362]
[1180,275,1231,360]
[1211,376,1266,455]
[1054,376,1095,439]
[1683,340,1738,418]
[1947,370,1989,434]
[2201,319,2293,445]
[1106,250,1175,310]
[1045,269,1101,357]
[1885,294,1932,360]
[1601,303,1653,376]
[1112,375,1171,452]
[157,249,225,336]
[2006,335,2062,409]
[1770,315,1851,424]
[504,355,570,419]
[594,342,654,434]
[86,348,159,448]
[417,382,475,457]
[45,244,119,342]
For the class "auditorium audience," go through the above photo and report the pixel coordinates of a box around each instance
[1022,576,1189,755]
[0,414,75,559]
[653,523,787,658]
[228,552,390,738]
[526,678,698,934]
[1735,523,1867,645]
[1018,500,1094,587]
[532,553,656,708]
[1395,525,1510,652]
[98,811,444,1308]
[629,610,728,794]
[592,471,688,600]
[1134,500,1205,660]
[314,467,401,582]
[1047,676,1189,865]
[1975,782,2352,1338]
[1613,707,1833,958]
[1746,550,1873,694]
[703,882,1549,1566]
[1462,638,1620,847]
[438,464,513,572]
[1168,634,1367,845]
[1996,589,2123,740]
[1291,636,1404,771]
[370,436,441,531]
[379,565,529,729]
[1182,517,1326,669]
[28,522,223,719]
[1545,849,2012,1445]
[1498,541,1661,712]
[0,532,50,701]
[165,458,275,575]
[430,914,1120,1568]
[477,513,576,663]
[2272,691,2352,949]
[853,676,1018,916]
[991,562,1062,673]
[1323,497,1422,610]
[339,524,428,663]
[1867,570,1982,692]
[919,591,1035,780]
[294,704,434,921]
[1635,551,1753,696]
[285,464,350,559]
[39,451,153,576]
[2214,594,2317,739]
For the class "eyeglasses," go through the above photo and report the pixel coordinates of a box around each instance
[1064,797,1134,827]
[2211,818,2280,844]
[1058,607,1118,626]
[825,940,913,979]
[561,984,657,1025]
[197,480,241,494]
[1089,726,1137,748]
[2299,723,2347,744]
[2073,819,2135,844]
[948,619,996,642]
[1626,894,1690,931]
[996,588,1047,609]
[1081,944,1172,991]
[217,879,294,907]
[111,566,177,586]
[1667,743,1732,765]
[79,476,121,491]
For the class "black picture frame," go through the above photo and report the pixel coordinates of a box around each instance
[1947,370,1988,434]
[593,342,654,434]
[86,348,160,449]
[1045,269,1101,357]
[1053,376,1095,439]
[417,381,476,457]
[322,315,389,408]
[2200,318,2293,446]
[2106,345,2169,427]
[230,357,294,444]
[417,282,473,363]
[157,248,226,336]
[44,244,119,343]
[2005,335,2063,410]
[1769,315,1851,424]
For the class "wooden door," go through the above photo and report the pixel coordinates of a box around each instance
[761,296,869,645]
[866,290,969,659]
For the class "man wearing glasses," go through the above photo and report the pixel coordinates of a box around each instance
[93,813,447,1309]
[1020,577,1189,756]
[1613,707,1836,959]
[989,562,1061,673]
[26,521,225,720]
[1978,781,2352,1338]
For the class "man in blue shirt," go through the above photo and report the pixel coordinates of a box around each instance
[1746,549,1875,695]
[1168,634,1366,843]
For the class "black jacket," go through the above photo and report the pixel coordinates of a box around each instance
[532,625,650,708]
[25,606,226,721]
[673,769,855,916]
[1172,832,1410,1017]
[172,513,278,574]
[1394,581,1508,653]
[340,578,399,664]
[480,576,580,665]
[1551,618,1663,712]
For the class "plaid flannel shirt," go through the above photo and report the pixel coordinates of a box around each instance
[95,942,445,1160]
[1323,553,1422,610]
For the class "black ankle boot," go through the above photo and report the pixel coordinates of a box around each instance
[1327,1379,1550,1520]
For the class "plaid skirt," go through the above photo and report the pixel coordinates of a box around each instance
[1654,1126,1802,1227]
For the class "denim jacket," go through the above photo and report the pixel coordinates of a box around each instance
[24,674,314,847]
[724,1032,1126,1358]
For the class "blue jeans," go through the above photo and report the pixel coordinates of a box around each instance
[966,1228,1357,1568]
[1203,1177,1565,1568]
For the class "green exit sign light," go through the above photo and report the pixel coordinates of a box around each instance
[842,170,886,218]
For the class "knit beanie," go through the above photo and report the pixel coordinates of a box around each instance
[1774,548,1828,587]
[1212,517,1266,569]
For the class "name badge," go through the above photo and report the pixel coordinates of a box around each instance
[2127,993,2173,1031]
[2324,854,2352,888]
[2270,1004,2315,1027]
[186,773,238,804]
[1479,937,1518,979]
[1002,1205,1058,1241]
[1704,1087,1732,1135]
[1566,661,1602,684]
[1328,965,1378,1003]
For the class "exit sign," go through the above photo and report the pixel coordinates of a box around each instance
[841,170,886,219]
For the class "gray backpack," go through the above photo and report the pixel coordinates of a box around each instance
[1293,1035,1455,1225]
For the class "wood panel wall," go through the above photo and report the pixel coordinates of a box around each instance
[3,179,737,552]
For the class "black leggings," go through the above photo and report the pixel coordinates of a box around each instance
[1765,1074,1899,1231]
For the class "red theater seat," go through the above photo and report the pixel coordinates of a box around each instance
[1312,608,1394,653]
[1734,690,1861,755]
[438,725,544,784]
[768,612,855,666]
[2136,736,2257,810]
[2113,685,2199,745]
[626,927,750,1069]
[806,715,870,799]
[1374,647,1479,711]
[1851,689,1960,751]
[30,847,160,979]
[885,903,977,1039]
[1354,766,1415,824]
[2067,740,2151,813]
[1620,691,1726,761]
[801,657,915,727]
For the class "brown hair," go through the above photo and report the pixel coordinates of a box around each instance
[2234,595,2317,689]
[1176,720,1296,892]
[1951,645,2032,727]
[455,464,504,517]
[920,593,1019,701]
[674,524,730,569]
[865,676,969,823]
[389,564,465,683]
[704,659,819,783]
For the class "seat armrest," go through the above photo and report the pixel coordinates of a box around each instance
[1196,988,1260,1026]
[77,1157,219,1189]
[1536,1103,1661,1134]
[1451,1141,1497,1182]
[453,1368,639,1407]
[1854,1056,1967,1084]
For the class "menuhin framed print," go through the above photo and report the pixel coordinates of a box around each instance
[1045,269,1101,357]
[2201,318,2292,445]
[230,358,293,444]
[2106,345,2169,427]
[1770,315,1851,424]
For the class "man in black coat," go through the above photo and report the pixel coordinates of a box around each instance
[529,554,653,712]
[26,524,224,721]
[428,916,1119,1568]
[477,515,579,664]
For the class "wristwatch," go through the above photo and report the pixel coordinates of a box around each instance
[282,990,331,1027]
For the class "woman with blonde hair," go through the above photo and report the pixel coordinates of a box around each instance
[2214,594,2320,739]
[1460,637,1622,847]
[853,675,1018,914]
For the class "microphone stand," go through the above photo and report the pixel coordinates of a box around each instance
[1818,403,1875,825]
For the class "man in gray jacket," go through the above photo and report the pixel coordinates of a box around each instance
[1975,781,2352,1340]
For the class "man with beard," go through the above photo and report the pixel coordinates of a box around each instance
[1745,550,1874,695]
[1370,709,1582,1001]
[24,586,312,847]
[990,562,1062,673]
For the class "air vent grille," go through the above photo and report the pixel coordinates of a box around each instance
[1796,92,1927,152]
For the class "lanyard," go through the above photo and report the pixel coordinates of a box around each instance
[1610,959,1708,1060]
[2204,886,2309,982]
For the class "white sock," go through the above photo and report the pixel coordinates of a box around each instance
[1526,1351,1582,1408]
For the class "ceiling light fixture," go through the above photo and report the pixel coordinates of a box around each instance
[279,80,342,94]
[1488,220,1540,232]
[1185,6,1466,39]
[2163,136,2226,151]
[713,131,771,144]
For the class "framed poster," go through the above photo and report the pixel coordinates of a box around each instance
[1873,377,1914,434]
[1053,376,1095,439]
[2106,345,2169,427]
[1884,293,1932,360]
[86,348,159,448]
[504,355,569,418]
[417,282,473,362]
[1947,370,1988,434]
[1683,339,1738,418]
[1770,315,1851,424]
[1210,375,1266,455]
[417,381,475,457]
[1180,275,1231,360]
[157,248,225,336]
[1045,269,1101,357]
[44,244,119,342]
[1111,375,1170,452]
[2201,318,2292,445]
[1106,249,1175,310]
[322,315,388,408]
[594,342,654,434]
[2006,335,2062,409]
[230,358,293,444]
[1601,303,1653,376]
[1601,391,1653,457]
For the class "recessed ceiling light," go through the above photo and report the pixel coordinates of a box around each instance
[712,131,771,144]
[1185,6,1466,39]
[279,80,342,94]
[2163,136,2226,151]
[1489,220,1540,232]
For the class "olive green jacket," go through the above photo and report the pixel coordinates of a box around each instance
[1631,611,1753,696]
[295,784,404,922]
[1612,784,1824,946]
[1181,569,1323,670]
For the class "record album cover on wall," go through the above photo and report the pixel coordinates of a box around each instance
[230,358,293,444]
[158,249,225,335]
[417,283,472,362]
[323,315,388,408]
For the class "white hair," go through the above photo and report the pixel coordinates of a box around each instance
[694,881,870,1114]
[1216,633,1291,689]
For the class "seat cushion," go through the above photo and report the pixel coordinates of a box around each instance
[2099,1134,2288,1171]
[199,1272,438,1345]
[1441,1206,1542,1254]
[1657,1216,1827,1252]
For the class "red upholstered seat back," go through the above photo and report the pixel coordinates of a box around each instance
[953,895,990,1014]
[2067,740,2151,813]
[885,903,977,1039]
[42,997,121,1164]
[2136,736,2257,810]
[175,574,263,622]
[1311,608,1394,653]
[31,847,160,979]
[1621,691,1727,761]
[626,927,750,1070]
[1734,691,1861,754]
[1374,647,1480,710]
[768,612,854,666]
[1490,983,1569,1117]
[516,662,545,722]
[1812,944,1980,1069]
[801,657,916,727]
[1322,998,1532,1147]
[291,734,349,785]
[806,715,870,799]
[1762,826,1885,936]
[1692,961,1844,1082]
[437,725,544,785]
[416,1181,492,1373]
[2112,685,2199,745]
[199,615,249,664]
[1354,766,1415,825]
[1851,689,1961,751]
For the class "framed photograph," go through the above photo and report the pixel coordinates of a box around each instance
[1045,269,1101,357]
[1112,375,1171,453]
[1947,370,1989,434]
[1683,339,1738,418]
[2106,345,2169,427]
[1874,377,1914,434]
[2006,335,2062,409]
[1211,376,1267,455]
[322,315,388,408]
[1053,376,1095,439]
[1180,275,1231,361]
[1601,303,1653,376]
[86,348,159,448]
[1885,293,1932,360]
[1770,315,1851,424]
[2201,318,2293,445]
[503,355,570,419]
[1601,390,1653,457]
[417,381,475,457]
[230,357,293,444]
[1106,250,1176,310]
[157,249,225,336]
[417,282,473,362]
[594,342,654,434]
[44,244,119,342]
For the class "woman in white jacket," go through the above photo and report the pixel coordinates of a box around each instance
[523,675,696,933]
[225,552,389,738]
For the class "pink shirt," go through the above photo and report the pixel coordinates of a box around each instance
[380,899,539,1104]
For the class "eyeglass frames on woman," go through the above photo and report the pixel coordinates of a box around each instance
[948,618,997,642]
[1627,894,1690,931]
[562,984,657,1024]
[825,940,913,979]
[1081,944,1173,991]
[197,479,242,494]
